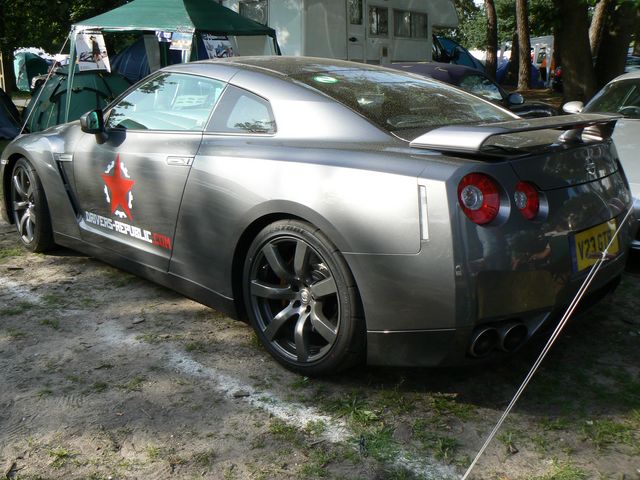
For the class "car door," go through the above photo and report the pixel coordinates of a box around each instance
[72,71,226,271]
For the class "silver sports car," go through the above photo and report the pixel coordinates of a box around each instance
[1,57,636,375]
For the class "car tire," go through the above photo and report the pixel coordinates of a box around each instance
[243,219,364,375]
[10,158,55,252]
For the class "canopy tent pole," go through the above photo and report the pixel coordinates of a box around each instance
[64,27,78,124]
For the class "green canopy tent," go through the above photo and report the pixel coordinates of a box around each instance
[64,0,281,122]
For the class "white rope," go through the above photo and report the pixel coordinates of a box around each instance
[461,206,635,480]
[19,36,70,135]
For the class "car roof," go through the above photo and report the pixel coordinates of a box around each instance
[170,55,388,80]
[389,62,486,85]
[609,69,640,83]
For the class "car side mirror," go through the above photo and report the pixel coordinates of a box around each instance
[507,92,525,106]
[563,101,584,114]
[80,110,105,134]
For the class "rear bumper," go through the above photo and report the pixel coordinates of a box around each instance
[366,263,624,367]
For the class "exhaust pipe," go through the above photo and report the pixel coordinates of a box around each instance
[499,323,528,352]
[469,327,499,357]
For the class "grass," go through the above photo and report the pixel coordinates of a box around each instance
[268,419,299,442]
[118,375,146,392]
[38,387,53,398]
[47,447,76,468]
[304,419,327,436]
[145,444,162,460]
[290,376,311,389]
[135,333,166,344]
[359,426,398,462]
[5,329,26,338]
[581,418,635,450]
[531,459,588,480]
[320,392,379,426]
[2,301,33,316]
[185,340,207,353]
[413,420,461,463]
[426,393,475,421]
[40,318,60,330]
[0,246,24,260]
[104,269,138,288]
[378,388,415,415]
[299,445,337,478]
[89,382,109,393]
[192,449,216,468]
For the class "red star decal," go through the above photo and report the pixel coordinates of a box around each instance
[101,155,135,220]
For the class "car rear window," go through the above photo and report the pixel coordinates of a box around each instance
[291,69,513,132]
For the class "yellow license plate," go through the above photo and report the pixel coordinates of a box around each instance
[573,219,619,272]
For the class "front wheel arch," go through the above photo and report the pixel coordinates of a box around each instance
[2,153,25,223]
[8,157,55,252]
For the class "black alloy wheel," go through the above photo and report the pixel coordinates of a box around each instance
[10,158,54,252]
[244,220,364,375]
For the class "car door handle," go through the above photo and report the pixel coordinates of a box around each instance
[349,37,358,42]
[166,156,194,166]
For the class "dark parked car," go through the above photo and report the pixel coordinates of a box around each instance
[391,62,557,118]
[1,57,634,375]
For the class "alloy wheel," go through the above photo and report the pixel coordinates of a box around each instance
[248,236,340,364]
[11,163,37,245]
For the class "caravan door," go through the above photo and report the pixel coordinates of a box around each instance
[347,0,366,61]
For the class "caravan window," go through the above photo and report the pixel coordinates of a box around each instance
[106,73,225,131]
[394,10,428,38]
[369,6,388,36]
[239,0,268,25]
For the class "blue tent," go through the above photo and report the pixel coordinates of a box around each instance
[111,35,209,83]
[0,88,20,139]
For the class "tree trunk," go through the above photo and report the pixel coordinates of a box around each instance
[594,1,640,89]
[589,0,614,57]
[1,51,16,95]
[484,0,498,80]
[516,0,531,90]
[553,0,596,102]
[505,31,519,86]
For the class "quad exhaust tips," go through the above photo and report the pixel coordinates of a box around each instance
[499,323,529,353]
[469,322,529,358]
[469,327,499,357]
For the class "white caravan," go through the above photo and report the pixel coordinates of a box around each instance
[221,0,458,63]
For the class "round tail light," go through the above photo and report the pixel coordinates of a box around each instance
[457,173,500,225]
[514,181,540,220]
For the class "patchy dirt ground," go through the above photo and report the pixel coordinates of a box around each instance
[0,218,639,480]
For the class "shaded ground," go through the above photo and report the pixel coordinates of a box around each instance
[0,217,639,480]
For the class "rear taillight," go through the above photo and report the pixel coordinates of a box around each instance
[457,173,500,225]
[514,181,540,220]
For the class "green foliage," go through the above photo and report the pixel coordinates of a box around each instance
[444,0,557,49]
[0,0,126,54]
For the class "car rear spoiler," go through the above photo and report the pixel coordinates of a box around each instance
[409,113,619,155]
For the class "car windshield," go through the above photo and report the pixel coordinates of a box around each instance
[292,69,514,132]
[584,79,640,118]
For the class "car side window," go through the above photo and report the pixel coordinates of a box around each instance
[106,73,226,131]
[208,85,276,134]
[459,74,503,102]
